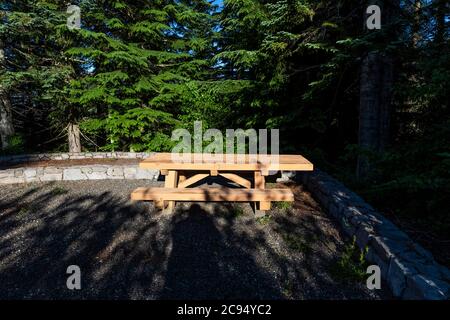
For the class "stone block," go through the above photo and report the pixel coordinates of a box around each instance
[14,169,24,177]
[44,167,62,174]
[63,168,88,180]
[387,258,417,297]
[340,216,356,237]
[134,168,157,180]
[107,167,124,177]
[403,274,449,300]
[0,170,14,178]
[85,171,109,180]
[366,247,389,279]
[370,236,395,262]
[40,173,63,181]
[355,224,374,248]
[23,168,37,178]
[0,177,24,184]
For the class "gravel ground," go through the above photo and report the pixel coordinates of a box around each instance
[0,179,392,299]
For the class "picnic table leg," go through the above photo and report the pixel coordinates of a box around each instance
[254,171,271,215]
[178,171,187,184]
[164,170,178,212]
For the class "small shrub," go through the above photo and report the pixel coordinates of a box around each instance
[282,280,294,298]
[282,233,312,253]
[329,237,369,282]
[256,214,272,225]
[17,203,32,216]
[51,186,68,196]
[1,134,25,155]
[230,205,245,218]
[275,201,293,210]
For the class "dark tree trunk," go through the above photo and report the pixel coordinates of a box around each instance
[357,1,397,180]
[0,87,15,150]
[435,0,447,43]
[0,40,15,150]
[412,0,422,46]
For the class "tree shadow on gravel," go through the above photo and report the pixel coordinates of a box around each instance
[0,182,388,299]
[0,185,284,299]
[160,204,283,299]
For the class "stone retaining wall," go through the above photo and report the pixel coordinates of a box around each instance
[0,152,152,164]
[0,165,160,184]
[0,152,159,184]
[293,170,450,300]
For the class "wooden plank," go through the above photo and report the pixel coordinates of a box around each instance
[178,171,187,184]
[139,153,313,172]
[219,173,251,189]
[260,202,271,210]
[155,199,165,209]
[254,171,265,189]
[164,170,178,210]
[131,187,294,202]
[177,173,209,188]
[254,171,270,211]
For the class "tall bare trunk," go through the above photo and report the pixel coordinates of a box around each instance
[68,123,81,153]
[357,1,397,180]
[0,40,14,150]
[435,0,446,43]
[412,0,422,46]
[0,88,14,150]
[357,52,382,178]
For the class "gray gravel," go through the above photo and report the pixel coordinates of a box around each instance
[0,180,392,299]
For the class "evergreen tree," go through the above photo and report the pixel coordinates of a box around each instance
[0,0,77,152]
[69,0,217,152]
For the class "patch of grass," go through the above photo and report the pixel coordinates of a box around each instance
[26,186,41,193]
[256,214,272,225]
[282,233,312,253]
[329,237,369,283]
[282,280,294,298]
[275,201,293,210]
[17,203,32,216]
[230,206,245,218]
[51,186,68,196]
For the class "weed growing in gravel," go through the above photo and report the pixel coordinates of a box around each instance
[275,201,293,210]
[256,215,272,225]
[26,186,40,194]
[51,186,69,196]
[282,280,294,298]
[231,206,245,218]
[17,203,32,216]
[282,233,312,253]
[329,237,369,283]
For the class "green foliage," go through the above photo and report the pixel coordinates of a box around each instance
[230,205,245,218]
[51,186,69,196]
[0,134,25,155]
[282,233,312,253]
[62,0,218,151]
[274,201,293,210]
[256,214,272,225]
[329,237,369,283]
[0,1,76,151]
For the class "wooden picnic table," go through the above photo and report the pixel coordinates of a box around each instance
[131,153,313,213]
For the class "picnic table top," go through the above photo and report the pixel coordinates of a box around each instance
[139,153,313,172]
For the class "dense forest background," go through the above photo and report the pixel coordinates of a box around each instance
[0,0,449,264]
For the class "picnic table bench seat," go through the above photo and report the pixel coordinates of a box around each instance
[131,187,294,210]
